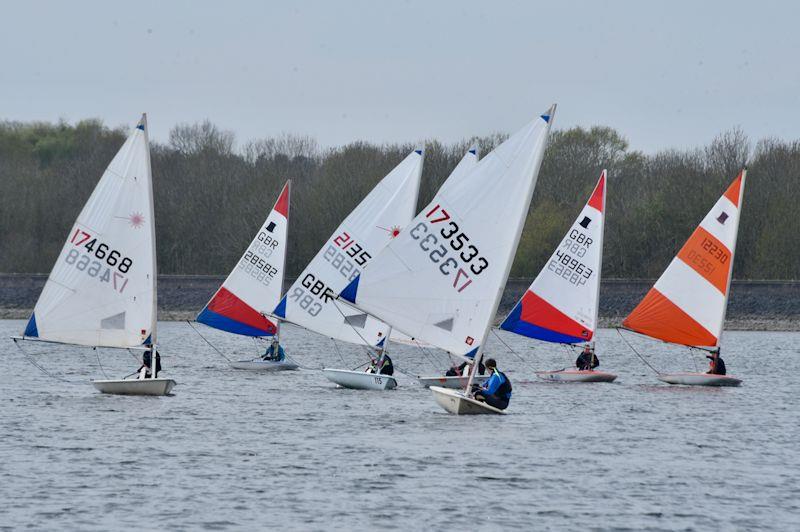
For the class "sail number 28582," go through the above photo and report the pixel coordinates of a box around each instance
[409,204,490,293]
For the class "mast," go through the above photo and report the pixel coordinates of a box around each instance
[465,104,557,395]
[141,113,159,378]
[715,167,747,350]
[276,180,291,346]
[591,170,607,357]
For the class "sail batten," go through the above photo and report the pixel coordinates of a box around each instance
[623,170,747,347]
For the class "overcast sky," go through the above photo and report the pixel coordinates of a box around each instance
[2,0,798,152]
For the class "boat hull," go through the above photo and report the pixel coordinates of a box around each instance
[658,372,742,387]
[92,378,176,396]
[230,359,299,371]
[430,386,506,415]
[535,369,617,383]
[417,374,490,389]
[322,368,397,390]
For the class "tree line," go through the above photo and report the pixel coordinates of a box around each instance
[1,118,797,279]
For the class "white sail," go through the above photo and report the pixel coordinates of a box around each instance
[500,171,606,344]
[23,115,157,348]
[197,182,290,337]
[341,108,555,357]
[389,146,479,346]
[275,150,424,346]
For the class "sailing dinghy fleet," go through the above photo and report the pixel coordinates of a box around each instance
[13,108,753,410]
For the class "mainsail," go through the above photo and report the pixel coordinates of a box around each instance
[340,107,555,357]
[622,170,747,347]
[23,115,157,348]
[275,150,424,346]
[197,182,290,337]
[390,147,479,346]
[500,170,606,344]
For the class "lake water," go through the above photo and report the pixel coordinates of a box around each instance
[1,319,798,531]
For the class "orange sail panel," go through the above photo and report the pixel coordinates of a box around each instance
[622,289,717,346]
[622,170,746,347]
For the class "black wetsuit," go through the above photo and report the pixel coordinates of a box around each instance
[378,354,394,376]
[708,356,727,375]
[140,350,162,377]
[576,351,599,371]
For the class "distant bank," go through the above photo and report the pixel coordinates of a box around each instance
[1,274,798,331]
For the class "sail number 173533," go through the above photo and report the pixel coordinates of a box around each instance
[409,204,490,293]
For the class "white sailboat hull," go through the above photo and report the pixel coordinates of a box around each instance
[658,372,742,387]
[230,359,298,371]
[430,386,506,415]
[322,368,397,390]
[535,369,617,383]
[417,374,490,389]
[92,378,176,396]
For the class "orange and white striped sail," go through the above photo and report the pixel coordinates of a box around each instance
[622,169,747,347]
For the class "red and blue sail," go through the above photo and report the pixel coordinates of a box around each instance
[197,287,277,337]
[500,171,606,345]
[196,182,289,338]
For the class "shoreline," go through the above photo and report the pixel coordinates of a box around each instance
[1,309,797,331]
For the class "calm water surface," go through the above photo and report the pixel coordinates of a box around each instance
[1,320,798,531]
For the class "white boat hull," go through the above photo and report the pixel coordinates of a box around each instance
[230,359,299,371]
[430,386,506,415]
[92,378,176,396]
[322,368,397,390]
[417,374,490,388]
[658,372,742,387]
[535,369,618,383]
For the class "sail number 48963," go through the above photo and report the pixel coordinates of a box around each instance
[410,204,490,293]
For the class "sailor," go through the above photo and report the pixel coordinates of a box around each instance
[262,339,286,362]
[367,351,394,375]
[137,349,161,379]
[576,345,599,371]
[472,358,512,410]
[458,360,486,377]
[445,359,486,377]
[706,350,727,375]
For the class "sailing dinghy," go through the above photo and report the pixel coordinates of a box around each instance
[196,182,296,370]
[500,170,616,383]
[12,114,174,396]
[275,150,425,390]
[622,169,747,387]
[341,106,556,413]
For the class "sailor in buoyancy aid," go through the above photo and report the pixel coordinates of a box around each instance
[262,338,286,362]
[706,349,727,375]
[472,358,512,410]
[445,358,486,377]
[366,334,394,375]
[137,349,162,379]
[575,345,599,371]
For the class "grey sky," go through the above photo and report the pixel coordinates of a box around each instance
[2,0,798,153]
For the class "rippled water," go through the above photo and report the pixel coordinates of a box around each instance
[1,319,798,531]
